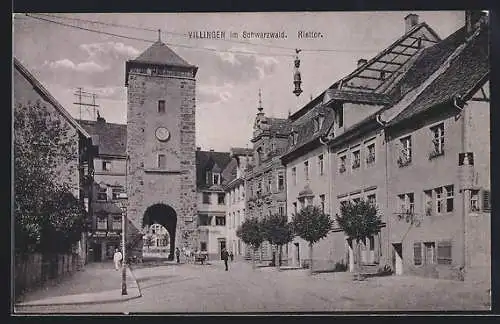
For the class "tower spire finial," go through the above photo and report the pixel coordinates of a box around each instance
[257,88,263,113]
[158,29,161,42]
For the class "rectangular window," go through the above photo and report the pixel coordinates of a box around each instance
[367,194,376,206]
[97,186,108,201]
[339,155,347,173]
[368,236,375,251]
[218,193,225,205]
[352,197,361,204]
[424,242,435,265]
[158,100,166,113]
[304,161,309,180]
[482,190,491,212]
[293,202,298,214]
[112,216,121,231]
[213,173,221,185]
[111,186,124,200]
[366,143,376,165]
[277,172,285,191]
[470,190,480,212]
[414,242,422,266]
[215,216,226,226]
[398,193,414,213]
[291,167,297,186]
[203,192,211,204]
[320,194,325,213]
[198,214,209,226]
[445,185,454,212]
[435,187,444,213]
[352,150,360,169]
[158,154,166,169]
[102,161,111,171]
[424,190,433,216]
[278,205,285,216]
[398,136,412,167]
[97,215,108,230]
[200,242,207,251]
[437,241,452,265]
[431,123,445,155]
[267,175,272,193]
[318,155,324,176]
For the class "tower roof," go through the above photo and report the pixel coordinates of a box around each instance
[130,40,195,68]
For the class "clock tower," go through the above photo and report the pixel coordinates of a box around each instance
[125,38,198,259]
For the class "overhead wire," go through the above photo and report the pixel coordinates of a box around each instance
[25,13,380,55]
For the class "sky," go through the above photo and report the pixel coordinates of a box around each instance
[13,11,465,152]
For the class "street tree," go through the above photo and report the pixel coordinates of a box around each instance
[14,102,86,255]
[292,205,333,275]
[236,217,265,269]
[336,199,383,279]
[261,213,294,270]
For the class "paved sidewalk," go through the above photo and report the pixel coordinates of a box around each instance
[15,262,141,309]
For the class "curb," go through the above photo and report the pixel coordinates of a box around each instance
[15,267,142,308]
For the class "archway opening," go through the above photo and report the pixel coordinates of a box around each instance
[143,204,177,260]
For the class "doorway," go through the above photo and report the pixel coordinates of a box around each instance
[218,239,226,259]
[91,242,102,262]
[392,243,403,275]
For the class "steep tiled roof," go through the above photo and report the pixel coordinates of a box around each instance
[131,40,195,68]
[14,58,91,139]
[390,25,489,124]
[282,106,335,159]
[387,27,467,101]
[196,150,231,189]
[77,119,127,157]
[221,158,238,186]
[267,117,293,135]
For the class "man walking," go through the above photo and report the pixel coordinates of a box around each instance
[175,247,181,263]
[230,251,234,262]
[113,248,123,271]
[222,248,229,271]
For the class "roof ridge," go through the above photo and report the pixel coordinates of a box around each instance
[380,27,478,124]
[14,58,91,139]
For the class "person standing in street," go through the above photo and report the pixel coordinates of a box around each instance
[222,248,229,271]
[113,248,123,271]
[230,251,234,262]
[175,247,181,263]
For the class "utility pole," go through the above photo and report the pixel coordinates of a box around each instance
[74,88,100,121]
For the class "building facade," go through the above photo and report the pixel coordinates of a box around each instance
[13,58,95,264]
[382,16,489,280]
[196,149,231,259]
[245,97,291,262]
[125,39,199,260]
[77,116,129,262]
[223,148,253,260]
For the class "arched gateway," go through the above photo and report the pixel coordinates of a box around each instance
[143,204,177,260]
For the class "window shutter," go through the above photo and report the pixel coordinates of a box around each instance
[482,190,491,212]
[437,241,452,265]
[413,242,422,265]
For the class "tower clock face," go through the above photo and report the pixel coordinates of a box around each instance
[155,127,170,142]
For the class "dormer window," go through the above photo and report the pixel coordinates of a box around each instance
[318,115,325,130]
[213,173,221,185]
[293,132,298,145]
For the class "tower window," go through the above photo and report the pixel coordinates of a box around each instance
[158,100,166,113]
[158,154,166,169]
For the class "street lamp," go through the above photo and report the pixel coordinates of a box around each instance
[117,192,128,295]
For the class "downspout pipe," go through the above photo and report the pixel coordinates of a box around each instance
[375,112,389,264]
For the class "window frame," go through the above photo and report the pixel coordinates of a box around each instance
[437,240,452,265]
[102,161,112,171]
[157,153,166,169]
[202,192,211,204]
[413,242,422,266]
[158,100,166,114]
[430,123,445,155]
[304,160,309,180]
[352,150,361,170]
[217,193,225,205]
[318,154,324,176]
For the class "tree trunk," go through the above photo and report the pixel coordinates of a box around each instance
[355,239,361,280]
[309,242,314,276]
[252,246,256,270]
[277,245,282,271]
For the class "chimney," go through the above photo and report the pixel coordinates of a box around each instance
[404,13,419,33]
[357,58,367,68]
[96,110,106,124]
[209,149,214,152]
[197,147,201,151]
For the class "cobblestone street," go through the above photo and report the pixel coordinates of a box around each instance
[16,260,491,313]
